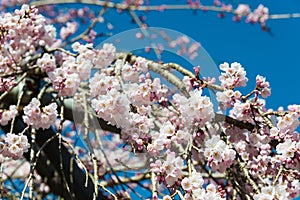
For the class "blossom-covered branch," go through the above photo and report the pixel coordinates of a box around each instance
[0,3,299,200]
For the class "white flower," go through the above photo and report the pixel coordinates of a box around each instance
[23,98,57,130]
[190,170,204,188]
[37,53,56,73]
[219,62,248,89]
[173,89,214,128]
[181,177,192,191]
[160,121,175,137]
[276,139,296,159]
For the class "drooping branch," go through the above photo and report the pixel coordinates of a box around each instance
[31,0,300,20]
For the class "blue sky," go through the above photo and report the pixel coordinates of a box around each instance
[100,0,300,111]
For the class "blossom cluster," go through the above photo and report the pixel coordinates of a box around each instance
[37,53,56,73]
[181,170,204,192]
[90,56,170,147]
[0,105,18,126]
[1,4,300,200]
[125,78,168,106]
[276,138,299,162]
[147,121,190,155]
[1,133,30,160]
[276,112,299,136]
[255,75,271,98]
[216,89,241,110]
[23,98,57,130]
[184,183,226,200]
[159,167,225,199]
[0,77,16,92]
[204,135,236,172]
[253,177,300,200]
[173,89,215,128]
[246,4,269,26]
[60,22,78,40]
[93,43,116,69]
[230,100,253,122]
[0,4,57,72]
[234,4,251,20]
[42,42,116,96]
[219,62,248,89]
[272,110,300,165]
[114,57,148,83]
[91,78,159,145]
[89,72,120,97]
[234,4,269,27]
[91,88,131,128]
[150,151,184,186]
[48,67,81,96]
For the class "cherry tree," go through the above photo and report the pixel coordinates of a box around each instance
[0,1,300,200]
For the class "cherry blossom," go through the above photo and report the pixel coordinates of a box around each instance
[23,98,58,130]
[60,22,78,40]
[93,43,116,68]
[48,68,81,97]
[1,133,30,160]
[247,4,269,26]
[0,105,18,126]
[154,151,184,186]
[219,62,248,89]
[256,75,271,98]
[37,53,56,73]
[230,100,252,122]
[276,139,297,161]
[204,135,236,172]
[253,179,298,200]
[89,72,120,97]
[0,4,57,72]
[234,4,251,21]
[173,89,215,128]
[216,89,242,110]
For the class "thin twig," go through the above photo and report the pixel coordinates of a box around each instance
[9,79,25,134]
[82,94,99,199]
[58,97,75,199]
[20,128,36,200]
[61,4,108,47]
[0,72,27,102]
[151,171,157,199]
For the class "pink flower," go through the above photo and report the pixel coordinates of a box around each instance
[48,68,80,96]
[246,4,269,26]
[256,75,271,98]
[234,4,250,21]
[23,98,57,130]
[60,22,78,40]
[276,139,297,160]
[2,133,30,160]
[235,4,250,15]
[93,43,116,68]
[0,105,18,126]
[37,53,56,73]
[219,62,248,89]
[172,89,214,128]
